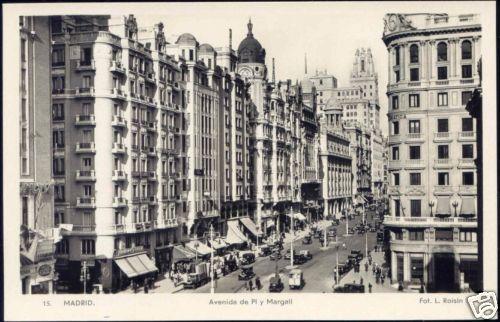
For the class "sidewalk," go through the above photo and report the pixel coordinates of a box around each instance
[120,274,184,294]
[338,250,398,293]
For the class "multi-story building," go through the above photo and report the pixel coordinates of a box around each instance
[307,69,338,112]
[49,15,188,292]
[19,16,59,294]
[371,128,386,199]
[319,100,353,219]
[382,13,481,292]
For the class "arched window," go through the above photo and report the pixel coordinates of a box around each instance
[361,60,365,72]
[437,42,448,61]
[461,40,472,60]
[410,44,419,63]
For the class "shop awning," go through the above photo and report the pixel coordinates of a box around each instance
[435,197,451,216]
[224,220,248,245]
[240,217,263,237]
[209,238,228,250]
[172,245,196,262]
[460,197,476,216]
[185,241,212,256]
[115,253,158,278]
[295,213,307,221]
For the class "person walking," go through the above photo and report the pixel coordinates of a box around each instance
[368,283,372,293]
[365,262,369,272]
[360,277,364,285]
[248,279,253,291]
[255,276,261,290]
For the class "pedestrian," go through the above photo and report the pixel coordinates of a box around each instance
[360,277,364,285]
[368,283,372,293]
[256,276,261,290]
[248,279,253,291]
[144,283,149,294]
[365,262,369,272]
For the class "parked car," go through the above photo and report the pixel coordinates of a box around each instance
[369,227,377,232]
[313,231,321,238]
[348,228,355,234]
[293,254,307,265]
[333,283,365,293]
[299,250,313,260]
[184,273,205,289]
[327,230,336,238]
[350,250,363,261]
[269,276,284,292]
[302,236,312,244]
[238,265,255,281]
[259,245,272,257]
[288,269,305,290]
[240,252,256,265]
[284,249,297,260]
[270,252,282,261]
[335,263,349,276]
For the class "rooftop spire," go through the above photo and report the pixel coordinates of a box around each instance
[247,18,253,37]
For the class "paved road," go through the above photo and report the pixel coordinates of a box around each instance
[181,210,380,293]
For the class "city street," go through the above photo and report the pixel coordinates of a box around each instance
[179,210,380,293]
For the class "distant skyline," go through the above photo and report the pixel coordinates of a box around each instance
[134,2,485,135]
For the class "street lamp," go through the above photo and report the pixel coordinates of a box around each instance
[334,242,346,286]
[289,205,295,269]
[428,201,435,217]
[452,201,459,217]
[194,241,199,263]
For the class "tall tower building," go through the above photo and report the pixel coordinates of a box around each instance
[382,13,481,292]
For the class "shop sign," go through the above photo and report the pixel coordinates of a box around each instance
[21,265,37,277]
[115,246,145,257]
[38,264,52,276]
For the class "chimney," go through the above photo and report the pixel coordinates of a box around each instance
[229,28,232,50]
[272,58,276,84]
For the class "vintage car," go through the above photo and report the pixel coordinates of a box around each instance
[293,254,307,265]
[238,265,255,281]
[350,250,363,261]
[224,254,238,272]
[269,276,284,292]
[369,227,377,232]
[240,251,256,265]
[258,245,272,257]
[335,263,349,276]
[299,249,313,260]
[327,230,336,238]
[183,273,204,289]
[288,269,305,290]
[333,283,365,293]
[284,249,297,260]
[332,219,340,225]
[269,251,282,261]
[302,235,312,244]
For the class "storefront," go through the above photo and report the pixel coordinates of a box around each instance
[21,259,56,294]
[239,217,263,243]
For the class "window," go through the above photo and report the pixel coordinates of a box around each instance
[437,145,449,159]
[462,118,473,131]
[56,239,69,254]
[438,172,449,185]
[22,197,28,226]
[437,119,449,132]
[462,91,472,105]
[81,239,95,255]
[409,94,420,108]
[395,46,400,65]
[396,253,404,281]
[409,146,421,159]
[81,47,92,65]
[394,230,403,240]
[437,93,448,106]
[394,199,401,217]
[52,103,64,121]
[409,228,424,239]
[392,121,399,135]
[437,42,448,61]
[462,65,472,78]
[459,230,477,242]
[409,173,421,185]
[462,144,474,158]
[462,172,474,185]
[395,70,400,82]
[189,49,194,61]
[410,68,419,81]
[409,120,420,133]
[392,146,399,160]
[392,96,399,109]
[437,66,448,80]
[410,257,424,281]
[410,44,419,63]
[435,229,454,241]
[461,40,472,60]
[393,173,400,186]
[52,47,65,67]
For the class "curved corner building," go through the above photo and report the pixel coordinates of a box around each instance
[382,13,481,292]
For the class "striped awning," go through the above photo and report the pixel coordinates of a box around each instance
[115,253,158,278]
[172,245,195,262]
[185,241,212,256]
[460,197,476,216]
[240,217,263,237]
[224,220,248,245]
[435,197,451,216]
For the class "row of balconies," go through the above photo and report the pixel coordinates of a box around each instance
[387,78,478,91]
[388,131,476,144]
[388,158,476,170]
[131,171,158,181]
[384,215,477,228]
[387,185,477,196]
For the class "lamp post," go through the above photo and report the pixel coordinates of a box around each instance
[209,225,214,294]
[428,201,435,217]
[452,201,459,217]
[290,205,294,269]
[334,242,346,285]
[194,241,199,263]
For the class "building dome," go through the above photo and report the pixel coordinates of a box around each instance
[237,19,266,64]
[199,43,215,53]
[176,33,197,45]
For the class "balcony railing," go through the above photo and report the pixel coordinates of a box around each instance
[405,159,425,169]
[112,197,128,208]
[75,60,96,71]
[72,225,96,232]
[110,60,126,74]
[76,142,96,154]
[76,197,96,208]
[147,171,157,180]
[406,133,423,141]
[434,185,453,195]
[433,158,453,169]
[458,131,476,141]
[75,114,96,126]
[75,87,95,98]
[384,215,477,228]
[433,132,452,142]
[111,88,127,100]
[112,115,127,127]
[112,142,127,154]
[112,170,127,181]
[459,185,477,195]
[388,160,403,169]
[458,158,475,168]
[76,170,96,181]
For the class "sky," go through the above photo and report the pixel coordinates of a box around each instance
[133,1,489,135]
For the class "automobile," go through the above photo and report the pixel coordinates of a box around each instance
[333,283,365,293]
[240,252,256,265]
[350,250,363,261]
[288,269,305,290]
[313,231,321,238]
[293,254,307,265]
[332,219,340,225]
[347,254,360,265]
[357,229,365,235]
[334,263,349,276]
[238,265,256,281]
[183,273,204,289]
[327,231,336,238]
[348,228,355,234]
[270,252,282,261]
[269,276,284,292]
[302,235,312,244]
[224,254,238,272]
[299,249,313,260]
[284,249,297,260]
[258,245,272,257]
[369,227,377,232]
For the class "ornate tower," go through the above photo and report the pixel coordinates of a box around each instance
[350,48,379,106]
